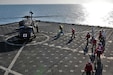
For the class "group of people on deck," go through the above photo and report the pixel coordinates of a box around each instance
[57,25,106,75]
[86,30,105,58]
[84,29,106,75]
[58,25,105,57]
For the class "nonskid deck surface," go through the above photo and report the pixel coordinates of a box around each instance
[0,22,113,75]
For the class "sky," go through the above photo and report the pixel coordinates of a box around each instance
[0,0,113,4]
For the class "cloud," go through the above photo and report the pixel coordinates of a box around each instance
[0,0,93,4]
[0,0,113,4]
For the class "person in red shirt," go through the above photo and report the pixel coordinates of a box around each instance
[86,33,90,46]
[71,28,75,39]
[86,33,90,40]
[84,61,93,75]
[95,42,103,58]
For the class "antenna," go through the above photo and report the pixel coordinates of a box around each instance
[29,11,33,20]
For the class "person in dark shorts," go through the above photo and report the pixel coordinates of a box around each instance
[86,32,90,46]
[71,28,75,39]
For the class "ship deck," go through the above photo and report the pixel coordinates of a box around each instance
[0,21,113,75]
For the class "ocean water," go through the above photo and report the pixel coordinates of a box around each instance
[0,4,113,28]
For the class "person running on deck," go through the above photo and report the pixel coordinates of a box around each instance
[86,32,90,46]
[71,28,75,39]
[84,60,93,75]
[59,25,64,35]
[54,25,64,38]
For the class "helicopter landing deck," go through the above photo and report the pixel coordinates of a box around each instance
[0,21,113,75]
[5,33,49,46]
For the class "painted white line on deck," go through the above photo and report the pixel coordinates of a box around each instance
[10,70,22,75]
[0,35,4,37]
[0,66,6,71]
[5,33,49,46]
[4,43,25,75]
[5,34,23,46]
[0,66,22,75]
[0,35,8,37]
[27,33,49,46]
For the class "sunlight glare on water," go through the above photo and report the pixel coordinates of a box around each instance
[83,3,113,27]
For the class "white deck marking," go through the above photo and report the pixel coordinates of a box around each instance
[0,66,22,75]
[5,33,49,46]
[75,65,78,67]
[0,35,4,37]
[49,44,55,47]
[4,43,25,75]
[5,34,23,46]
[59,70,63,72]
[0,66,7,72]
[64,65,68,67]
[70,70,74,72]
[27,33,49,46]
[47,69,51,72]
[54,65,58,67]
